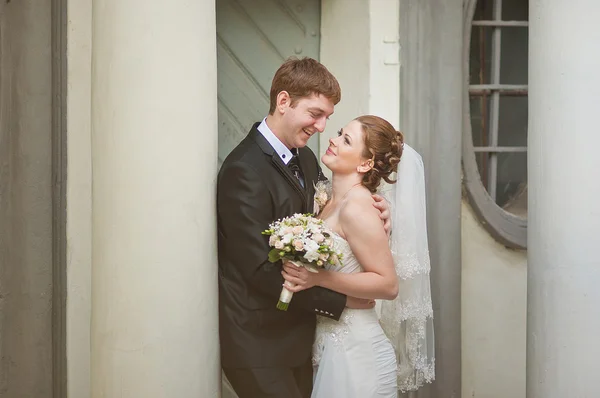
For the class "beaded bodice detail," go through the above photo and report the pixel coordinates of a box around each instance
[312,232,378,366]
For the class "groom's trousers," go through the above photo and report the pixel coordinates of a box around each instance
[223,356,312,398]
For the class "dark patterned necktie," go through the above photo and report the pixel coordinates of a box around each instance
[288,154,305,188]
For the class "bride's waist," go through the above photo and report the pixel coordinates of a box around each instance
[317,307,379,329]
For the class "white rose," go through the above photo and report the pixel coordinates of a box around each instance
[293,239,304,251]
[292,226,304,235]
[330,253,339,265]
[313,233,325,244]
[304,250,320,263]
[274,240,284,249]
[303,240,320,262]
[306,239,320,251]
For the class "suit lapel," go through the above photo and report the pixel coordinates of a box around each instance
[249,125,307,202]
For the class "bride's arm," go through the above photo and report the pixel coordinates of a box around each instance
[283,196,398,300]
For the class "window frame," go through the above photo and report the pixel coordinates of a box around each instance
[463,0,527,249]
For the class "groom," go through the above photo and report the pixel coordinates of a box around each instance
[217,57,389,398]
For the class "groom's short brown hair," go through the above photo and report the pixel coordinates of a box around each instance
[268,57,341,115]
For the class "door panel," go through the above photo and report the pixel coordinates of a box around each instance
[216,0,321,167]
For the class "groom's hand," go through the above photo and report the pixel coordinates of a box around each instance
[345,296,376,309]
[371,194,391,236]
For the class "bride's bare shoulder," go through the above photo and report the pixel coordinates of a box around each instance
[339,188,378,221]
[338,188,385,239]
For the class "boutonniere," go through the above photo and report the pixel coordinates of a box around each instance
[313,180,332,216]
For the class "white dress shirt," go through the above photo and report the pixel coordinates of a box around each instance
[257,118,296,165]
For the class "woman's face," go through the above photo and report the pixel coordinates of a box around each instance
[321,119,370,175]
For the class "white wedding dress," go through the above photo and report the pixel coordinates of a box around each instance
[312,232,398,398]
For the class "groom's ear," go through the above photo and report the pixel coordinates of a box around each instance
[276,91,291,114]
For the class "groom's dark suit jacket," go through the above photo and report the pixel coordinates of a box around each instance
[217,123,346,369]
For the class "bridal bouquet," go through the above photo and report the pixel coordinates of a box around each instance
[262,213,343,311]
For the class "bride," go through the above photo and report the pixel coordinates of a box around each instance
[282,115,435,397]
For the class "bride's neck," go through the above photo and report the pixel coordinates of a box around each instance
[330,173,363,203]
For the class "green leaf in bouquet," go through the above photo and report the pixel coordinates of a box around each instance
[268,248,283,263]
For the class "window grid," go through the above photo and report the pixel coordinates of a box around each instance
[462,0,528,249]
[470,0,528,201]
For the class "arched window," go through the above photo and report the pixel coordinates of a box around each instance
[463,0,528,249]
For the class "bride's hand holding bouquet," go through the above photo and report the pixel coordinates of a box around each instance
[262,213,343,311]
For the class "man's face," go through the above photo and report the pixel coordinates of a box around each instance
[279,93,335,149]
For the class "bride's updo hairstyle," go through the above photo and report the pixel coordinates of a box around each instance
[355,115,404,193]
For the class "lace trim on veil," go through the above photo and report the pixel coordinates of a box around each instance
[379,144,435,393]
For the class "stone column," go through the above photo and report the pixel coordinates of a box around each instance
[90,1,219,397]
[398,1,464,397]
[528,1,600,397]
[0,1,53,396]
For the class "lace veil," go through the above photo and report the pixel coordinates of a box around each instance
[379,144,435,392]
